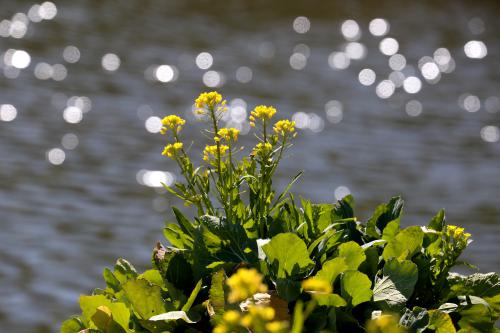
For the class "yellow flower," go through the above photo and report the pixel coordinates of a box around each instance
[251,105,277,122]
[217,127,240,142]
[203,144,229,161]
[160,115,186,134]
[162,142,183,158]
[301,277,332,294]
[447,225,470,241]
[195,91,227,114]
[265,321,289,333]
[213,326,228,333]
[252,142,273,156]
[273,119,295,136]
[226,268,268,303]
[222,310,241,325]
[366,314,404,333]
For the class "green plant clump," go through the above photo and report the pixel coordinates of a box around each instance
[62,92,500,333]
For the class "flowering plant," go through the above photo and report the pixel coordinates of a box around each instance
[62,92,500,333]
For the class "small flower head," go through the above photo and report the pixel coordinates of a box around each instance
[265,321,289,333]
[162,142,183,158]
[250,105,277,124]
[226,268,268,303]
[273,119,295,136]
[217,127,240,142]
[160,115,186,134]
[195,91,227,114]
[222,310,241,325]
[203,144,229,161]
[446,225,471,243]
[366,314,404,333]
[301,277,332,294]
[252,142,273,157]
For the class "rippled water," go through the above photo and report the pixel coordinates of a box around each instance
[0,1,499,332]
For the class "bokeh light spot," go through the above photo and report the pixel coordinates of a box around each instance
[101,53,120,71]
[0,104,17,122]
[358,68,376,86]
[480,126,499,143]
[405,100,423,117]
[235,66,252,83]
[403,76,422,94]
[293,16,311,34]
[369,18,390,36]
[464,40,487,59]
[341,20,361,41]
[379,38,399,56]
[195,52,213,70]
[46,148,65,165]
[145,116,162,133]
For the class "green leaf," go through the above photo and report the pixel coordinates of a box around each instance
[79,295,130,332]
[338,241,366,270]
[172,207,196,237]
[122,278,169,319]
[359,247,380,280]
[208,270,227,325]
[138,269,164,287]
[91,305,127,333]
[373,259,418,309]
[103,268,121,293]
[163,224,193,249]
[331,195,355,221]
[340,271,372,307]
[457,303,495,332]
[438,303,458,313]
[428,310,456,333]
[113,259,138,285]
[366,196,404,238]
[149,311,196,323]
[60,317,85,333]
[381,220,400,241]
[447,272,500,316]
[165,253,193,292]
[382,226,424,261]
[384,259,418,300]
[428,209,446,231]
[399,307,429,332]
[315,257,348,285]
[263,233,314,278]
[276,278,302,302]
[315,294,347,307]
[373,275,407,308]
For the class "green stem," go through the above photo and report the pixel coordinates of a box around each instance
[209,105,228,216]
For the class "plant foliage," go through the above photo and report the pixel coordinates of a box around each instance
[62,92,500,333]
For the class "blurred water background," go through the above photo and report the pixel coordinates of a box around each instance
[0,1,499,331]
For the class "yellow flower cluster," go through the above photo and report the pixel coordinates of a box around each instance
[213,306,288,333]
[195,91,223,108]
[160,115,186,134]
[252,142,273,156]
[301,277,333,294]
[226,268,268,303]
[447,225,471,241]
[195,91,227,114]
[250,105,277,126]
[273,119,295,136]
[162,142,183,158]
[217,127,240,142]
[203,144,229,161]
